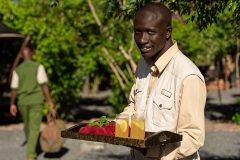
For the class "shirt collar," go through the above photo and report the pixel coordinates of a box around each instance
[151,42,179,74]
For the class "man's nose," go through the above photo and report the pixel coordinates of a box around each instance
[139,32,148,44]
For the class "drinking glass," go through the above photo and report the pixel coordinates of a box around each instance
[130,113,145,140]
[115,114,129,138]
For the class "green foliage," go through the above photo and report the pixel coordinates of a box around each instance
[104,0,240,33]
[41,103,51,116]
[88,116,110,127]
[172,10,237,64]
[0,0,100,117]
[0,0,137,116]
[232,97,240,125]
[1,0,239,120]
[232,113,240,125]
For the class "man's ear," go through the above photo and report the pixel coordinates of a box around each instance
[166,26,172,39]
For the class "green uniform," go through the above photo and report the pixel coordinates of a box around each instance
[15,60,45,106]
[13,60,47,159]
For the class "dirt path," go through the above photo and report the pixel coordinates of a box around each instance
[0,89,240,160]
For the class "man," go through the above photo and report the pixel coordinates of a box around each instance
[10,46,55,160]
[121,2,206,160]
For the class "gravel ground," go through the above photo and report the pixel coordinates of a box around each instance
[0,129,130,160]
[0,129,239,160]
[207,88,240,105]
[0,88,239,160]
[200,132,240,160]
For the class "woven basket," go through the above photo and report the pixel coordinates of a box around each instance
[40,114,66,153]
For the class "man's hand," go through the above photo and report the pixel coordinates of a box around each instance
[10,104,17,117]
[41,84,56,118]
[49,102,56,118]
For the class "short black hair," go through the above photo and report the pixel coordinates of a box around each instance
[135,2,172,28]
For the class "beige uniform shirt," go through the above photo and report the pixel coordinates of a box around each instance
[123,43,206,159]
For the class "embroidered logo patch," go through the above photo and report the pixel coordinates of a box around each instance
[161,89,172,98]
[134,89,142,96]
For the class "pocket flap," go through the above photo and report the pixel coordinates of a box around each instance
[153,95,173,110]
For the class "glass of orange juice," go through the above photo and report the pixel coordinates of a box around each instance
[130,113,145,140]
[115,114,129,138]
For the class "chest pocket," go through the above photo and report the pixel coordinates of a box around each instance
[152,94,174,127]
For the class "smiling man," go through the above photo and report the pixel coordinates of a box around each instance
[121,2,207,160]
[133,3,173,64]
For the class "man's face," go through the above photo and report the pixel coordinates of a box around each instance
[21,47,32,59]
[134,10,167,63]
[22,48,30,55]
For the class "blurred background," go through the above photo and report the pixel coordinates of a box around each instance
[0,0,239,160]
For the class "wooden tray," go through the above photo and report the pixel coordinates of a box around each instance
[61,123,182,148]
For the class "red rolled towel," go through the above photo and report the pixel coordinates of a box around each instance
[79,123,115,136]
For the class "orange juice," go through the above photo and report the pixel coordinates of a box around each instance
[115,118,129,138]
[130,118,145,140]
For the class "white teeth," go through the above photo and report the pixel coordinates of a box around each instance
[141,46,152,52]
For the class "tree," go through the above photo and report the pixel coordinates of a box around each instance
[0,0,101,118]
[103,0,240,78]
[172,12,236,65]
[0,0,140,116]
[1,0,239,118]
[104,0,239,32]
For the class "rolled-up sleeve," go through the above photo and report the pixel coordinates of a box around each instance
[175,75,206,159]
[37,64,48,85]
[10,71,19,90]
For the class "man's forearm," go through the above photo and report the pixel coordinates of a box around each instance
[41,84,53,104]
[10,90,17,105]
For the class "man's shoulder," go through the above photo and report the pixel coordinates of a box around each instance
[16,60,41,72]
[174,52,198,68]
[171,52,204,79]
[16,61,26,72]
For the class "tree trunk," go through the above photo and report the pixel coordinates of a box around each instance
[91,76,100,94]
[235,37,240,87]
[82,76,90,96]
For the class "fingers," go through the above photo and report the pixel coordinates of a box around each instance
[50,108,56,116]
[10,105,17,117]
[48,101,55,109]
[49,104,56,118]
[12,109,17,117]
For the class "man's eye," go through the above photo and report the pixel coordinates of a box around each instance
[148,31,155,35]
[134,31,141,34]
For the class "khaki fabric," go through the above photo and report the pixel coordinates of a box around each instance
[122,43,206,159]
